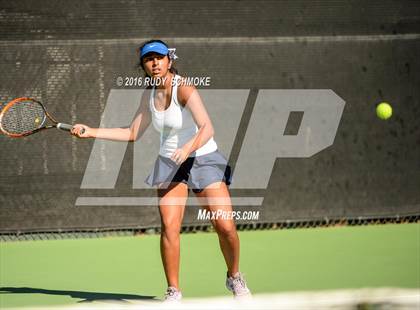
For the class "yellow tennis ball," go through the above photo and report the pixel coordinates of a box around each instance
[34,117,40,124]
[376,102,392,120]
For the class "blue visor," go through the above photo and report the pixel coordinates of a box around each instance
[140,42,169,58]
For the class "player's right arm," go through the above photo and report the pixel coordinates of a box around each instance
[71,90,151,142]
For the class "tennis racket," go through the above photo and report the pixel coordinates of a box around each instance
[0,97,84,138]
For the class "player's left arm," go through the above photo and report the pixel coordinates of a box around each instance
[171,84,215,164]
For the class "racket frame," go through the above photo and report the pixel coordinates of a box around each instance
[0,97,73,137]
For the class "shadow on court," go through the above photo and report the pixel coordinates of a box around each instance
[0,286,158,303]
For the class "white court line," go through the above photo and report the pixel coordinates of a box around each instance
[3,287,419,310]
[0,34,419,46]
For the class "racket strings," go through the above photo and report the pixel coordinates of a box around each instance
[1,100,46,134]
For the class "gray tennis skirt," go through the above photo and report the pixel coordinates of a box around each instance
[145,150,232,193]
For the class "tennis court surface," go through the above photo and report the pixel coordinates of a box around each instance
[1,222,419,309]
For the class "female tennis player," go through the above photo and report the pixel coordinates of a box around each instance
[71,39,251,302]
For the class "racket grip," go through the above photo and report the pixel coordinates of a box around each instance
[57,123,73,131]
[57,123,85,134]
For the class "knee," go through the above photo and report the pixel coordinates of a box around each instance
[215,222,237,239]
[161,220,181,240]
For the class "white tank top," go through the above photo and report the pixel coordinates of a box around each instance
[149,75,218,158]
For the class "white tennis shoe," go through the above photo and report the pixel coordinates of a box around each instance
[163,286,182,302]
[226,272,252,298]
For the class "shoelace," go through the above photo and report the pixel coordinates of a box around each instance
[229,273,248,291]
[165,288,177,297]
[232,276,246,289]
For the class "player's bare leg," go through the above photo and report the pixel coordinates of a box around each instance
[158,182,188,291]
[195,181,240,276]
[195,181,251,297]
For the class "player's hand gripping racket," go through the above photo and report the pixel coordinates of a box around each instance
[0,97,84,137]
